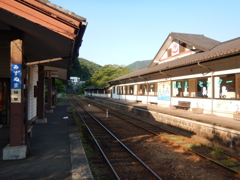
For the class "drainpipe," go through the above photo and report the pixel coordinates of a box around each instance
[197,62,214,114]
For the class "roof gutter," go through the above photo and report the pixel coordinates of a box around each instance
[67,21,88,79]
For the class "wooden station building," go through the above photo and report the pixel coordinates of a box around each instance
[0,0,87,159]
[85,33,240,119]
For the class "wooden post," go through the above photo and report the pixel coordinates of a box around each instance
[37,65,45,119]
[10,39,24,146]
[47,77,52,111]
[52,78,56,107]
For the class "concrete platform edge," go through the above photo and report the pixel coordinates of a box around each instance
[69,131,93,180]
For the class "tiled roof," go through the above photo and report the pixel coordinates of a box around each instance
[38,0,86,21]
[109,37,240,83]
[170,32,220,51]
[149,32,220,67]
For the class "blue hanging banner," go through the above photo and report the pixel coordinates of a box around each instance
[11,63,22,103]
[11,63,22,90]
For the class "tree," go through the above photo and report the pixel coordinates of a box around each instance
[90,64,132,87]
[70,58,101,81]
[55,79,67,93]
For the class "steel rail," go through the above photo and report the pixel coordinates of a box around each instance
[84,96,240,175]
[69,96,120,180]
[69,95,163,180]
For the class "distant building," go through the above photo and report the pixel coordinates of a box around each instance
[70,77,85,87]
[70,77,80,85]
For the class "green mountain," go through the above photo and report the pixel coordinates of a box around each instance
[70,58,101,81]
[70,58,152,81]
[127,60,152,71]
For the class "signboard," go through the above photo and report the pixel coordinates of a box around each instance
[45,70,58,77]
[172,42,179,56]
[11,63,22,103]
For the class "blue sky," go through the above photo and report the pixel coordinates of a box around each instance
[50,0,240,66]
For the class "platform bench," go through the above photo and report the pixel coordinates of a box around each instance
[136,100,142,103]
[28,126,33,138]
[149,102,158,105]
[173,101,191,110]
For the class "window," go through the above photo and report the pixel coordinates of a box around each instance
[138,84,147,95]
[148,83,157,96]
[142,84,147,95]
[129,85,134,95]
[113,87,115,94]
[214,74,235,99]
[172,80,189,97]
[197,78,211,98]
[117,86,120,94]
[99,89,104,94]
[124,86,128,95]
[117,86,123,95]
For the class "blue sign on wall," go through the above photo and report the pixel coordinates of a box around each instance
[11,63,22,90]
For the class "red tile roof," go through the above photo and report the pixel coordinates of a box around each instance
[109,37,240,83]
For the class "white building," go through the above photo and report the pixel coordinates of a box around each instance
[70,77,81,85]
[86,32,240,118]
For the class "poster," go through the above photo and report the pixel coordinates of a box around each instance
[157,81,170,100]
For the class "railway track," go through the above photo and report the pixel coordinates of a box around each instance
[69,95,163,180]
[83,96,240,175]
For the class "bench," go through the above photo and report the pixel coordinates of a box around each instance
[28,126,33,138]
[149,102,158,105]
[136,100,142,103]
[173,101,191,110]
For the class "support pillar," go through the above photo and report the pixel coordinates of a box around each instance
[3,39,27,160]
[36,65,47,123]
[46,77,53,113]
[52,78,56,108]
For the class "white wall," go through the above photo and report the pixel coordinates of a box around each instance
[28,66,38,121]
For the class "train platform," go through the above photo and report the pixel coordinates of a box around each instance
[94,97,240,132]
[0,99,93,180]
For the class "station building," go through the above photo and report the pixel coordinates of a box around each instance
[85,33,240,119]
[0,0,87,159]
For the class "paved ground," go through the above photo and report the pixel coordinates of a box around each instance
[1,97,239,180]
[0,100,93,180]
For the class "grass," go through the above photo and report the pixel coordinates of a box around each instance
[56,97,67,105]
[210,149,224,158]
[70,102,108,179]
